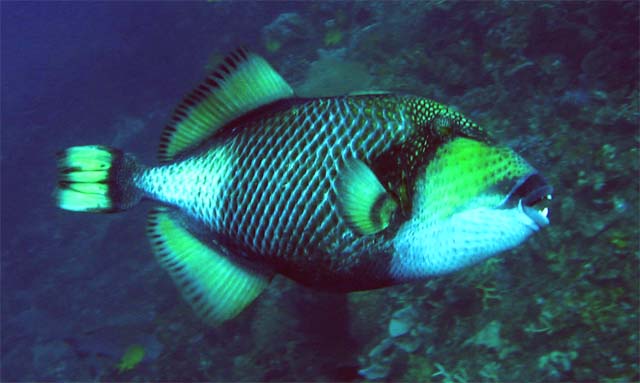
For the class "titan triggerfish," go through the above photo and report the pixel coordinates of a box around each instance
[55,48,552,324]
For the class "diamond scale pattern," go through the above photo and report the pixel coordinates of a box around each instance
[138,94,475,287]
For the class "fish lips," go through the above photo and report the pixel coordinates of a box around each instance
[504,172,553,229]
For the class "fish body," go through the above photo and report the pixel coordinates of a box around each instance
[55,48,552,324]
[137,94,482,291]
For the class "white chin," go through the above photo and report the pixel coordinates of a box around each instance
[518,200,550,230]
[391,206,543,279]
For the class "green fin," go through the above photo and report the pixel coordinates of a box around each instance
[158,48,294,162]
[336,158,398,235]
[55,145,141,212]
[147,207,271,325]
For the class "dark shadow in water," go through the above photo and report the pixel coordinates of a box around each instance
[284,291,362,382]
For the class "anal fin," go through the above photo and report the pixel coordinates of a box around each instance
[147,207,271,325]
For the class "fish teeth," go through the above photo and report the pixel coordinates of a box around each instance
[540,207,549,217]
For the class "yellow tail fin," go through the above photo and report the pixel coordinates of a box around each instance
[55,145,142,212]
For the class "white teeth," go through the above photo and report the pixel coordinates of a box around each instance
[540,207,549,217]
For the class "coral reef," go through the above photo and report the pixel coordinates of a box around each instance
[255,2,639,381]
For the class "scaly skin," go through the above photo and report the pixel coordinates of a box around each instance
[134,94,489,291]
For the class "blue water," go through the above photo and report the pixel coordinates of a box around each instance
[2,2,638,381]
[1,2,294,380]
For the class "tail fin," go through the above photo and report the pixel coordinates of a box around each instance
[55,145,143,213]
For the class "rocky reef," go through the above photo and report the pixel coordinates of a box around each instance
[246,2,639,381]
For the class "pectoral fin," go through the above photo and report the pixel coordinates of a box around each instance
[336,158,398,236]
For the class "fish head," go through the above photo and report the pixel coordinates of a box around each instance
[391,137,553,278]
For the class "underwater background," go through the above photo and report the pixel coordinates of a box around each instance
[1,1,638,381]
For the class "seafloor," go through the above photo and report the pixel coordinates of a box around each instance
[1,1,638,382]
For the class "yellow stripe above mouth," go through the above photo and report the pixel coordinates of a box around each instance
[414,137,533,223]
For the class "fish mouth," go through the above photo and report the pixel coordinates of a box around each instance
[505,173,553,229]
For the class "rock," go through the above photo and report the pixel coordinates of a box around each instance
[368,338,394,360]
[296,55,372,97]
[388,306,418,337]
[389,318,411,338]
[261,12,312,53]
[538,350,578,378]
[358,362,390,380]
[393,333,421,353]
[560,197,576,223]
[464,320,503,350]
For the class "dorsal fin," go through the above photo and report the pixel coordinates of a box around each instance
[158,48,294,163]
